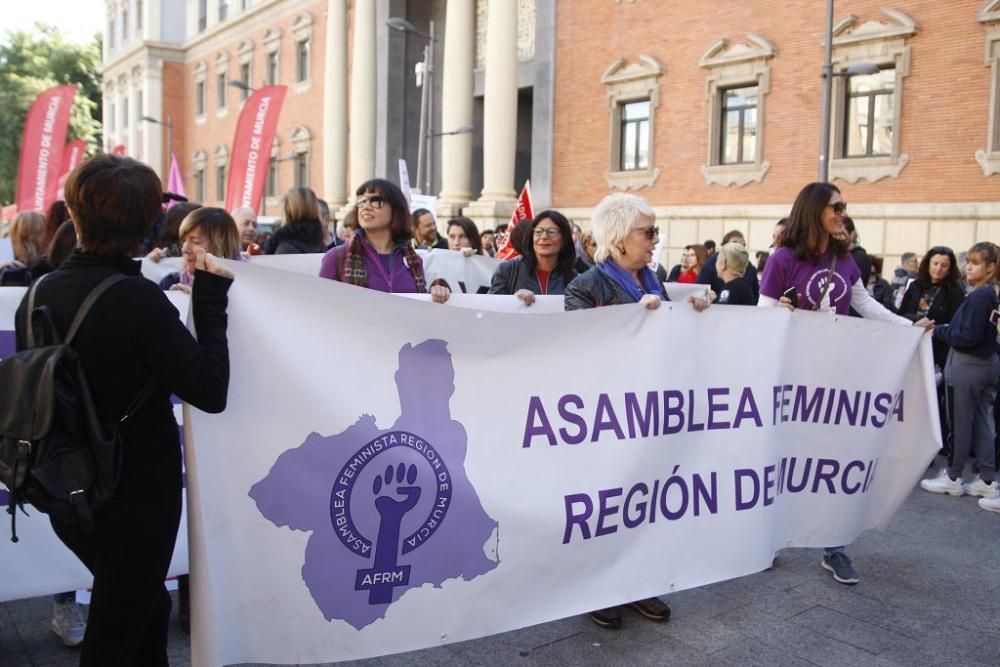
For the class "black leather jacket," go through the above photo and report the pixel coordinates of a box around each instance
[489,257,575,296]
[564,266,670,310]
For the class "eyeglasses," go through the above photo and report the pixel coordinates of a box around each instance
[533,227,562,238]
[636,226,660,240]
[827,202,847,216]
[356,195,387,210]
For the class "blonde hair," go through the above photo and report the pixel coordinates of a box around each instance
[590,193,655,263]
[717,242,749,277]
[282,186,320,225]
[179,207,241,260]
[11,211,45,264]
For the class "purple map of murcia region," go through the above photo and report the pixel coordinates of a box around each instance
[250,339,500,629]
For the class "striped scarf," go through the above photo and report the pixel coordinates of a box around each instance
[342,232,427,293]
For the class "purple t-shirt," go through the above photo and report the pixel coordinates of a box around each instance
[760,247,861,315]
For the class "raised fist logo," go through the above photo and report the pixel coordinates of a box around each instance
[356,463,421,604]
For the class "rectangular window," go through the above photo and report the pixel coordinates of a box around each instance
[137,0,142,30]
[266,157,278,197]
[198,0,207,32]
[719,85,758,165]
[296,39,310,82]
[195,170,205,202]
[108,19,115,49]
[136,90,143,123]
[217,72,227,110]
[239,62,251,100]
[216,164,226,201]
[122,7,129,40]
[122,97,129,128]
[219,0,229,22]
[196,81,206,116]
[266,51,279,85]
[241,0,251,9]
[110,102,116,132]
[294,153,308,187]
[844,68,895,158]
[618,100,650,171]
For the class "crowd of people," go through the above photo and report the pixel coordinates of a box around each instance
[1,154,999,662]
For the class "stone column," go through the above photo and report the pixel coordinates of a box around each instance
[323,0,348,208]
[436,0,475,223]
[348,0,377,197]
[465,0,518,229]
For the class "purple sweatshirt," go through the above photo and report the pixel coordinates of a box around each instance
[319,237,421,294]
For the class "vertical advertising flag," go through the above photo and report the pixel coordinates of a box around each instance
[494,181,533,261]
[15,85,77,213]
[55,139,87,201]
[166,153,187,205]
[224,85,288,212]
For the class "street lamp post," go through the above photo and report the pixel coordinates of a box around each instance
[388,17,435,195]
[140,114,172,177]
[818,0,879,183]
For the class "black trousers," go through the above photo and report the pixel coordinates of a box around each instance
[50,478,182,667]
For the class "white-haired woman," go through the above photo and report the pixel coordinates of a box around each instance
[565,193,712,313]
[564,193,709,631]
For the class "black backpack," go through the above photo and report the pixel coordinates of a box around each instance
[0,274,152,542]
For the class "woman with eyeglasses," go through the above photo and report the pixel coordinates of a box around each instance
[489,210,577,305]
[319,179,450,303]
[758,181,929,586]
[562,193,710,631]
[565,193,713,313]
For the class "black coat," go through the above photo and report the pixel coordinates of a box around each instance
[900,280,966,366]
[264,219,327,255]
[15,252,231,499]
[489,257,575,296]
[564,266,670,310]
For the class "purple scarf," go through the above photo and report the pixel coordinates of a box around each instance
[597,259,665,302]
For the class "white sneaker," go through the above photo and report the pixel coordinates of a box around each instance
[963,477,999,498]
[51,597,86,648]
[978,496,1000,513]
[920,469,964,496]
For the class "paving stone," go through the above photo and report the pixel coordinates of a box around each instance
[709,637,813,667]
[790,606,908,654]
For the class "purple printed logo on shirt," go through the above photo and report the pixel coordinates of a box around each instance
[804,268,850,310]
[249,340,499,630]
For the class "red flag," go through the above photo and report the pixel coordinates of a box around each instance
[55,139,87,200]
[15,85,77,212]
[225,85,288,212]
[494,181,534,261]
[112,144,126,156]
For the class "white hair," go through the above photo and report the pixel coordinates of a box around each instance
[230,206,257,223]
[717,242,749,277]
[590,193,655,263]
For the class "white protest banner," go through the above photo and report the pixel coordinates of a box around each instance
[0,238,13,263]
[186,261,938,666]
[0,288,192,602]
[398,293,565,313]
[664,281,710,303]
[248,250,501,295]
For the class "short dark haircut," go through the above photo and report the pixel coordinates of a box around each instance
[703,240,716,252]
[447,217,483,254]
[495,223,510,234]
[721,229,745,245]
[65,154,162,256]
[355,178,412,244]
[412,208,432,222]
[780,181,848,261]
[916,246,961,289]
[522,209,576,281]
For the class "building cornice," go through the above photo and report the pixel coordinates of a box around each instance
[183,0,316,60]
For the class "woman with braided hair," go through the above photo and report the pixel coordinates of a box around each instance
[319,179,450,303]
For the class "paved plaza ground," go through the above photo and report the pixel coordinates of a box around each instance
[2,461,999,667]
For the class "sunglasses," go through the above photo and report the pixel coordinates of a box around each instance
[356,195,387,210]
[827,202,847,216]
[636,226,660,240]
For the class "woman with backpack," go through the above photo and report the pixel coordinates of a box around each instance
[13,154,234,666]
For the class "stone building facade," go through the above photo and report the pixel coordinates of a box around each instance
[102,1,1000,268]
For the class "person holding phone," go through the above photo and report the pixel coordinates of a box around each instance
[758,181,929,585]
[920,242,1000,510]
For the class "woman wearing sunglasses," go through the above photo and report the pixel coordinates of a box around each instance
[758,181,929,586]
[319,179,449,303]
[565,193,713,313]
[489,210,577,305]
